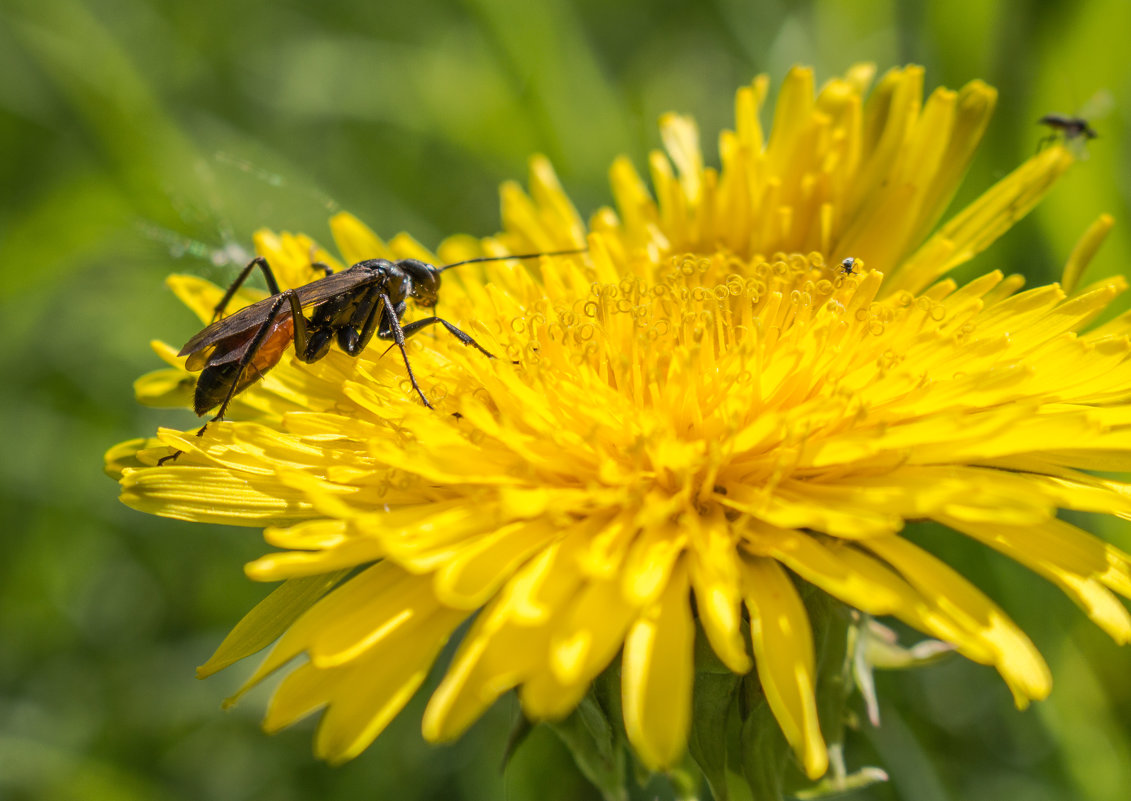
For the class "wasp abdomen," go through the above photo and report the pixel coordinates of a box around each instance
[192,316,294,414]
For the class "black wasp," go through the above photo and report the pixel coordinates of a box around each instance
[158,247,585,464]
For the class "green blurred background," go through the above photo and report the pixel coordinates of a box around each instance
[3,0,1131,799]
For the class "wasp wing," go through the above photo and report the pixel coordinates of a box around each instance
[176,266,386,356]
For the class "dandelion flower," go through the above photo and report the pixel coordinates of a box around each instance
[107,65,1131,791]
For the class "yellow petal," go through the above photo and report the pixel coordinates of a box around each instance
[941,515,1131,643]
[1062,214,1115,294]
[119,463,316,525]
[689,510,752,673]
[422,543,582,741]
[741,556,828,780]
[889,145,1074,295]
[863,536,1051,706]
[197,570,349,678]
[328,211,393,264]
[621,559,694,770]
[263,600,465,764]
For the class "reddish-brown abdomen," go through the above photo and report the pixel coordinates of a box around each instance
[191,316,295,414]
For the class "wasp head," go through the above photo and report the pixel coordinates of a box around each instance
[400,259,442,307]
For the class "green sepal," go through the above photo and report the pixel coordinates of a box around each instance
[693,619,737,675]
[809,593,853,769]
[501,713,535,771]
[196,569,350,677]
[546,671,628,801]
[793,765,890,799]
[665,754,704,801]
[688,670,742,800]
[738,687,790,801]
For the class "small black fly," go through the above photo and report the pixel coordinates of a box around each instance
[1038,113,1098,148]
[1037,90,1112,158]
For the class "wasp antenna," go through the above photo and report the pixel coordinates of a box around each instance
[439,247,588,272]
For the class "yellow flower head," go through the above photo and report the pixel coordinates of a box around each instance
[107,65,1130,784]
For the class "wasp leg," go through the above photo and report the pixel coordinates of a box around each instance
[217,256,331,320]
[396,317,497,359]
[346,290,434,409]
[369,317,507,414]
[212,256,283,322]
[374,293,433,409]
[156,450,182,467]
[377,317,517,364]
